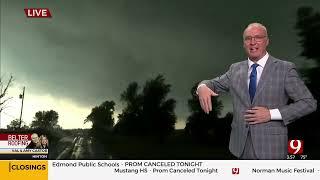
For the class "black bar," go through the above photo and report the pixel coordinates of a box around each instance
[0,154,48,160]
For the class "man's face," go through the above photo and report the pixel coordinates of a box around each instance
[31,134,39,144]
[243,26,269,61]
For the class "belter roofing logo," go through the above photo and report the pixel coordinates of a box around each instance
[24,8,52,18]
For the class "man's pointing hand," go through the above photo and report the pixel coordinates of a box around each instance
[197,85,219,114]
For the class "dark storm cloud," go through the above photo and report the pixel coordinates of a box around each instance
[1,0,320,123]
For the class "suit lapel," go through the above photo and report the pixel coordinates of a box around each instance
[239,61,251,106]
[252,56,277,104]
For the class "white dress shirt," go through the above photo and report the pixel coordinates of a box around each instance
[247,52,282,120]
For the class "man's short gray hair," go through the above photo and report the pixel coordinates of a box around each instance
[243,22,268,38]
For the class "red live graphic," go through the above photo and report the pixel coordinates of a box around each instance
[288,140,304,155]
[24,8,52,18]
[232,168,240,175]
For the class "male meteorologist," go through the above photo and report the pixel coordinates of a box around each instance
[197,22,317,159]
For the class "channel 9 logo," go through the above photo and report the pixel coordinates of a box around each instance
[288,140,304,155]
[232,168,240,175]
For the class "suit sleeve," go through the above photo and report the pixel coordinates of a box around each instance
[278,63,317,125]
[199,64,233,94]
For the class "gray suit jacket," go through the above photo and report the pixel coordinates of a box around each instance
[201,55,317,159]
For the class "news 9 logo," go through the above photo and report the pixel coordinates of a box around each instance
[232,168,240,175]
[288,140,304,155]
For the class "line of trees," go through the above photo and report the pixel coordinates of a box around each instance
[84,74,233,147]
[85,75,178,142]
[6,110,61,131]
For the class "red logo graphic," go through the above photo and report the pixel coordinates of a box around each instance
[24,8,52,18]
[232,168,240,175]
[288,140,304,155]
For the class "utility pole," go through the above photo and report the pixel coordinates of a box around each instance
[19,86,25,129]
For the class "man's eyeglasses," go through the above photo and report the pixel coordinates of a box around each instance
[244,35,267,42]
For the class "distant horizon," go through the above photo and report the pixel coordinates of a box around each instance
[0,80,231,130]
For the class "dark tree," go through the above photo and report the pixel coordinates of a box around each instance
[142,75,176,137]
[185,83,224,143]
[120,82,141,107]
[114,82,143,135]
[30,110,60,129]
[85,100,115,132]
[296,7,320,63]
[115,75,176,139]
[292,6,320,158]
[7,119,29,130]
[295,6,320,99]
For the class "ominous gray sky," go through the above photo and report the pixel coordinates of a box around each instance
[1,0,319,129]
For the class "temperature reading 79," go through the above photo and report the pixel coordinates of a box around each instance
[300,155,307,160]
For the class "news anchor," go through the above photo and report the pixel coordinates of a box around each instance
[197,22,317,159]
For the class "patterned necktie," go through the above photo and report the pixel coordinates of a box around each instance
[249,63,259,103]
